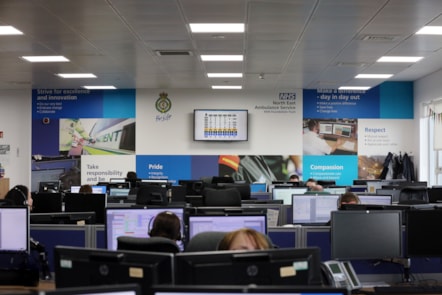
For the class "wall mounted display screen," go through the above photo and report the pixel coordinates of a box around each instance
[194,109,248,141]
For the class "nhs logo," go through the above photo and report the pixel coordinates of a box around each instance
[279,92,296,100]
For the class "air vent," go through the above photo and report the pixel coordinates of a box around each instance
[359,34,399,42]
[155,50,193,56]
[336,62,367,67]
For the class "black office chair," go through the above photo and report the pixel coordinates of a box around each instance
[202,187,242,207]
[135,185,167,206]
[184,231,227,252]
[398,186,429,204]
[117,236,180,253]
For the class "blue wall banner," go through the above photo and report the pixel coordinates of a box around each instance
[303,155,358,186]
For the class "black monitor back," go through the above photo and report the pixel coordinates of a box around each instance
[54,246,174,293]
[63,193,106,224]
[31,192,63,213]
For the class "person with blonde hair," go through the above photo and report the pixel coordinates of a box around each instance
[218,228,272,251]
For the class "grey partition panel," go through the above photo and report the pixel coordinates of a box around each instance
[268,226,302,248]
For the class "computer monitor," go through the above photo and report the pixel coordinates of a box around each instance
[358,194,392,205]
[150,285,349,295]
[63,193,106,224]
[332,123,352,137]
[0,206,29,253]
[272,187,308,205]
[241,203,284,227]
[376,188,401,203]
[31,192,63,213]
[30,212,96,224]
[331,210,402,260]
[187,213,267,240]
[108,187,131,197]
[428,186,442,203]
[31,168,64,193]
[250,183,267,193]
[291,194,340,224]
[39,284,141,295]
[178,180,204,195]
[105,207,186,251]
[323,186,347,194]
[54,246,174,293]
[211,176,235,184]
[174,247,323,286]
[38,181,61,193]
[318,122,333,135]
[109,178,127,183]
[406,208,442,257]
[70,185,107,194]
[139,179,171,188]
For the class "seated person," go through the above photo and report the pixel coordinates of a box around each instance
[338,192,360,209]
[218,228,272,251]
[79,184,93,193]
[149,211,182,242]
[4,185,33,209]
[289,174,300,182]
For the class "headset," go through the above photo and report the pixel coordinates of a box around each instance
[148,211,183,241]
[13,186,28,206]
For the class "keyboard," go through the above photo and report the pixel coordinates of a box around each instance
[323,135,337,141]
[375,285,442,294]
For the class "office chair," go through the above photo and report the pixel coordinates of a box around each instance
[398,186,429,204]
[117,236,180,253]
[184,231,227,252]
[135,185,168,206]
[202,187,242,207]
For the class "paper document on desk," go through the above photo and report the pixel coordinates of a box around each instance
[267,209,279,227]
[342,141,355,151]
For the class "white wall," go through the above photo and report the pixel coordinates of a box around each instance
[0,90,32,190]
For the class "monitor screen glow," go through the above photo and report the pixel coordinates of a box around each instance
[187,214,267,240]
[105,207,185,251]
[0,207,29,253]
[194,109,248,141]
[292,194,340,224]
[272,187,309,205]
[332,123,352,137]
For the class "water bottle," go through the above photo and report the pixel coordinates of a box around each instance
[0,163,4,178]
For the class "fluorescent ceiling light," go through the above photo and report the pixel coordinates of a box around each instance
[21,56,69,62]
[355,74,393,79]
[0,26,23,35]
[211,85,242,89]
[190,23,244,33]
[201,55,243,61]
[82,86,117,90]
[207,73,243,78]
[416,26,442,35]
[338,86,371,90]
[377,56,423,63]
[56,73,97,78]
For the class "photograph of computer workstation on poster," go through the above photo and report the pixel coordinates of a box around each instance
[303,119,358,156]
[0,176,436,295]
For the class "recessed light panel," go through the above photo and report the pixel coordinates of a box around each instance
[190,23,244,33]
[201,55,243,61]
[211,85,242,89]
[416,26,442,35]
[0,26,23,35]
[83,86,116,90]
[377,56,423,63]
[57,73,97,78]
[207,73,243,78]
[355,74,393,79]
[21,56,69,62]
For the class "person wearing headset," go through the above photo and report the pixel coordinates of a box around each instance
[4,185,33,209]
[4,185,51,280]
[149,211,182,242]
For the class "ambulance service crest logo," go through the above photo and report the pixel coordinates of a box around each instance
[155,92,172,113]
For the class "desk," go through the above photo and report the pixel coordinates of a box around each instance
[325,138,358,154]
[0,280,55,294]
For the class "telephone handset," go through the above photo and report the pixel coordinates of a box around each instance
[321,260,362,290]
